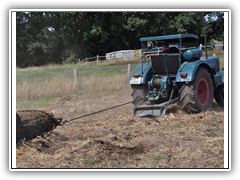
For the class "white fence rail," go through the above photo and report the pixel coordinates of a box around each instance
[106,50,136,60]
[80,52,140,63]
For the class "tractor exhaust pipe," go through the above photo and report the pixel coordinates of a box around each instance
[205,28,208,59]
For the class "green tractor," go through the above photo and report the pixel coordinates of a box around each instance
[130,34,224,117]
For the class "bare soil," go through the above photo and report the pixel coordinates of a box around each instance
[16,90,224,169]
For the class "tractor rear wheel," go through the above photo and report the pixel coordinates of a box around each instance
[178,67,213,113]
[131,85,152,107]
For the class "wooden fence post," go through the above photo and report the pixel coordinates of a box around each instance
[128,64,131,78]
[86,57,88,63]
[200,44,202,50]
[114,52,116,63]
[73,68,78,88]
[97,55,99,63]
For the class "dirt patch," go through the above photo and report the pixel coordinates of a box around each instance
[22,132,70,155]
[124,119,136,126]
[81,140,145,163]
[93,140,144,155]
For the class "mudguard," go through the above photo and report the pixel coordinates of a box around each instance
[215,71,224,84]
[214,70,224,94]
[129,63,153,85]
[175,56,219,83]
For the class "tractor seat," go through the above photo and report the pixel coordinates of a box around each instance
[152,55,179,75]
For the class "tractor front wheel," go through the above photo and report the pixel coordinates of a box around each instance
[178,67,213,113]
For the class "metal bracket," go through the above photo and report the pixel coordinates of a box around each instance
[133,97,179,117]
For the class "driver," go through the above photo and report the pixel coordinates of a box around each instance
[161,43,179,53]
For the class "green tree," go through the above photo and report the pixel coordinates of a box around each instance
[205,12,224,41]
[16,11,224,68]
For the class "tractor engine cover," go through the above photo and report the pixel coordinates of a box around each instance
[183,48,202,61]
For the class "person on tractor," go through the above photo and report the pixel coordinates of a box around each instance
[161,43,179,53]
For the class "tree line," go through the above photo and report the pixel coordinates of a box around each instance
[16,11,224,68]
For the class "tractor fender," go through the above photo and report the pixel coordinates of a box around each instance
[215,70,224,84]
[129,63,152,85]
[175,60,215,84]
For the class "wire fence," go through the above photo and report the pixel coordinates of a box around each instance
[16,65,134,89]
[16,65,133,77]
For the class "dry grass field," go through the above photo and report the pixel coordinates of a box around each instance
[16,56,225,169]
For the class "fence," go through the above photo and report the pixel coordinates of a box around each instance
[16,64,133,89]
[199,44,224,51]
[106,50,136,60]
[200,44,224,57]
[80,52,141,63]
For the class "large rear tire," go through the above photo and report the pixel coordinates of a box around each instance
[131,85,151,107]
[178,67,213,113]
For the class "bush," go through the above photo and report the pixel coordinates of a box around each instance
[63,53,76,64]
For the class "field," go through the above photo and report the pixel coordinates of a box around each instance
[15,55,225,169]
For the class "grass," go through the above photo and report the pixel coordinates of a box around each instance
[16,62,111,76]
[83,157,98,166]
[219,56,224,71]
[170,123,181,128]
[16,75,130,110]
[16,57,140,77]
[154,155,164,161]
[16,60,134,110]
[16,64,135,87]
[109,57,142,66]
